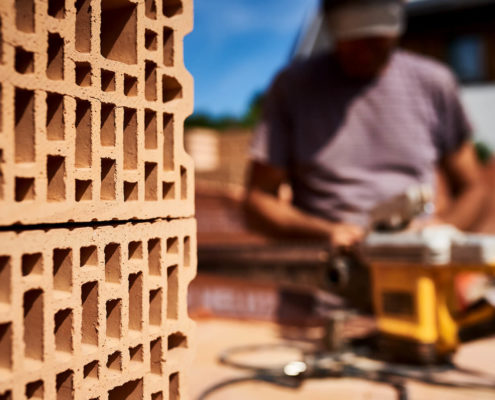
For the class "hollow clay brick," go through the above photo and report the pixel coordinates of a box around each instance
[0,218,197,399]
[0,0,194,226]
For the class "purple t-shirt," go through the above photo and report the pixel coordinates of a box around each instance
[251,50,471,226]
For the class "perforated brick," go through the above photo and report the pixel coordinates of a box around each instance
[0,218,197,399]
[0,0,194,226]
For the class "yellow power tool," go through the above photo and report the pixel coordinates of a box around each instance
[363,227,495,363]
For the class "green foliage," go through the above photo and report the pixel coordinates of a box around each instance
[185,92,265,131]
[475,141,493,164]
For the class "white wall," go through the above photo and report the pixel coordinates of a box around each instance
[461,85,495,150]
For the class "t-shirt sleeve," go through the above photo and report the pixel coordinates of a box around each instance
[433,71,473,158]
[250,72,292,168]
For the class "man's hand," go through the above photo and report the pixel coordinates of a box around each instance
[327,222,365,248]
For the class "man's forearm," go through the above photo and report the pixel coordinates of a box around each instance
[440,185,488,230]
[245,162,365,246]
[438,143,489,231]
[245,189,334,239]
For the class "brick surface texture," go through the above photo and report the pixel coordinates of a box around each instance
[0,0,194,226]
[0,0,197,399]
[0,220,197,399]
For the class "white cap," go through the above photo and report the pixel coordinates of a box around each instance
[326,0,405,40]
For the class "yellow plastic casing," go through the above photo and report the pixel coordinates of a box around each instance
[371,262,460,358]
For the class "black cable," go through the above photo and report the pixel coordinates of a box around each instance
[197,343,495,400]
[394,382,409,400]
[197,374,303,400]
[197,376,260,400]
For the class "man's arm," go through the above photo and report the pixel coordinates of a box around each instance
[437,142,488,230]
[244,161,364,247]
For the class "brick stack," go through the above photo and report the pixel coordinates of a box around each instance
[0,0,196,398]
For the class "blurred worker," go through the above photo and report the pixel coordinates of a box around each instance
[245,0,487,248]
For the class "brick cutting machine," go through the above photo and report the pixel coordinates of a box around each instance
[349,184,495,363]
[363,227,495,363]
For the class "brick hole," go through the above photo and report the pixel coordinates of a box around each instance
[144,109,157,149]
[15,47,34,74]
[129,344,143,363]
[128,272,143,331]
[149,289,162,327]
[101,69,116,92]
[0,257,11,305]
[15,177,35,201]
[83,360,98,379]
[0,391,11,400]
[75,179,92,201]
[104,243,121,283]
[151,393,163,400]
[46,93,64,140]
[75,62,92,86]
[75,99,92,168]
[163,113,174,171]
[145,30,157,51]
[123,108,138,170]
[48,0,65,18]
[180,166,187,200]
[123,181,138,201]
[54,309,73,354]
[169,372,180,400]
[15,88,35,163]
[106,299,121,339]
[183,236,191,267]
[80,246,97,267]
[56,369,73,400]
[145,61,157,101]
[53,249,72,292]
[16,0,35,32]
[108,379,143,400]
[75,0,91,52]
[106,351,122,371]
[167,237,178,254]
[25,380,43,399]
[100,103,115,146]
[100,158,116,200]
[163,0,182,17]
[101,0,137,64]
[145,0,157,19]
[22,253,43,276]
[162,74,182,103]
[144,162,157,201]
[150,338,162,375]
[47,33,64,80]
[124,75,137,96]
[163,27,174,67]
[81,282,98,346]
[0,323,12,371]
[128,241,143,260]
[167,266,178,319]
[147,239,161,276]
[23,289,44,360]
[162,181,175,200]
[47,155,66,201]
[168,332,187,350]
